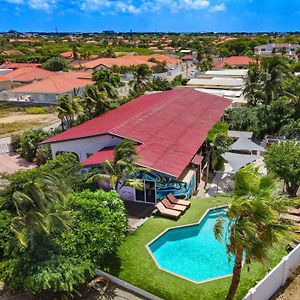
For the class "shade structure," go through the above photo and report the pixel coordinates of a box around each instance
[229,137,265,152]
[222,152,261,173]
[228,131,253,139]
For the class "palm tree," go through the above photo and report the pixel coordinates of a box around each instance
[56,95,82,130]
[261,56,291,105]
[214,166,290,300]
[87,140,146,192]
[82,84,111,115]
[11,174,70,248]
[130,64,152,95]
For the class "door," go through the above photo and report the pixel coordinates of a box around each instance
[135,180,156,203]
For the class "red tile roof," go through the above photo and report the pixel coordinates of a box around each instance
[12,74,93,94]
[214,56,256,68]
[0,63,42,69]
[83,57,156,69]
[44,88,231,177]
[0,67,55,82]
[81,147,115,166]
[121,55,181,65]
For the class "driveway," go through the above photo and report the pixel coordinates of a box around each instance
[0,153,34,174]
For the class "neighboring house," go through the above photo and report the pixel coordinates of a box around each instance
[60,51,75,59]
[0,67,55,90]
[213,56,256,69]
[1,50,24,56]
[187,69,247,106]
[82,57,156,70]
[8,74,93,104]
[254,43,300,58]
[0,62,41,69]
[42,88,231,202]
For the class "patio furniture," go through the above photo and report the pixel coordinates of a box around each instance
[167,193,191,207]
[155,202,181,219]
[288,208,300,216]
[161,198,187,213]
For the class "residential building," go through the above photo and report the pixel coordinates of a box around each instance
[213,56,256,69]
[43,88,231,203]
[254,43,300,58]
[0,67,55,91]
[0,62,42,69]
[5,73,93,103]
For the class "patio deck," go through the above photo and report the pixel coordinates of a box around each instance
[124,201,155,218]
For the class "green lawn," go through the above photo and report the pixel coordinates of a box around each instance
[116,197,289,300]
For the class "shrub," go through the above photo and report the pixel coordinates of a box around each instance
[34,145,52,166]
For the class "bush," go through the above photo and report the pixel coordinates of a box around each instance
[58,189,127,269]
[43,56,69,71]
[10,134,21,153]
[16,129,49,162]
[34,145,52,166]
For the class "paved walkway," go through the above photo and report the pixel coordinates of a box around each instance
[0,153,34,174]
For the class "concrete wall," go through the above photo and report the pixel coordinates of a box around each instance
[50,134,122,162]
[243,244,300,300]
[0,80,12,92]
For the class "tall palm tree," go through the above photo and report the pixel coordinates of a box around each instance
[130,64,152,95]
[56,95,82,130]
[82,84,111,115]
[11,174,70,248]
[261,56,291,105]
[214,166,290,300]
[87,140,146,191]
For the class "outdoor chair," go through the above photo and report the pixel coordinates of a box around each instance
[155,202,181,220]
[161,198,187,213]
[167,193,191,207]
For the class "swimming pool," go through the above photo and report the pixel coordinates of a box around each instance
[147,207,234,283]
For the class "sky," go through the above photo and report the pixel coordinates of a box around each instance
[0,0,299,33]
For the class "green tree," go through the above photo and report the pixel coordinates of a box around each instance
[59,189,127,268]
[11,174,69,248]
[56,94,82,130]
[151,77,171,91]
[43,56,69,71]
[87,139,145,191]
[214,166,289,300]
[17,129,49,162]
[265,142,300,197]
[130,64,152,95]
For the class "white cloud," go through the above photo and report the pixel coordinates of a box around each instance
[4,0,222,14]
[210,2,226,12]
[28,0,57,11]
[4,0,24,4]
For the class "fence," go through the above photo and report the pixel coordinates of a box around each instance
[243,244,300,300]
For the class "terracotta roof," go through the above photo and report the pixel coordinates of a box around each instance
[61,71,93,80]
[83,57,156,69]
[0,67,55,82]
[81,147,115,166]
[214,56,256,68]
[44,88,231,177]
[60,51,74,58]
[0,63,41,69]
[12,74,93,94]
[122,54,181,65]
[1,50,24,56]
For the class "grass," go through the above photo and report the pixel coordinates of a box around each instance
[0,103,55,117]
[116,197,289,300]
[0,121,46,135]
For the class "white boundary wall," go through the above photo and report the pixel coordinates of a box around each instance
[243,244,300,300]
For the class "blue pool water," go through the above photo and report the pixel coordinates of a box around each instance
[148,208,234,282]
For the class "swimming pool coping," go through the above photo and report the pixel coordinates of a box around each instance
[146,204,232,285]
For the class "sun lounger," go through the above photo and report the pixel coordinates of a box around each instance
[161,198,187,212]
[281,214,300,223]
[167,193,191,207]
[155,202,181,219]
[288,208,300,216]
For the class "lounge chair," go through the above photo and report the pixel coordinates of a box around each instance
[288,208,300,216]
[155,202,181,219]
[167,193,191,207]
[161,198,187,213]
[281,214,300,223]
